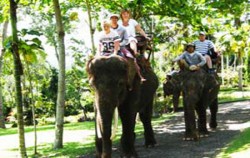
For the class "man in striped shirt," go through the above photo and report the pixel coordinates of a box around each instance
[193,32,216,73]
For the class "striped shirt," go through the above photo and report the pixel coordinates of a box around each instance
[173,51,206,67]
[193,40,215,55]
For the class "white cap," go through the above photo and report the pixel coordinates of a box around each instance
[109,14,119,19]
[199,31,206,35]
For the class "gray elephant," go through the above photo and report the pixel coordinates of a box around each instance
[87,55,158,158]
[165,69,220,140]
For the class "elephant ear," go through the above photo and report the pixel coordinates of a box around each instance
[86,58,95,78]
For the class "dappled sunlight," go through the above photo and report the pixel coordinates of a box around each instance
[229,147,250,158]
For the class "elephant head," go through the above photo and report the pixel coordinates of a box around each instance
[87,55,128,157]
[163,72,182,112]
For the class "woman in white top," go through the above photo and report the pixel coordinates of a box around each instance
[118,9,149,55]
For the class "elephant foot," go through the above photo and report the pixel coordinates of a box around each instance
[209,122,217,129]
[145,142,158,148]
[120,151,138,158]
[183,132,199,141]
[144,134,157,148]
[199,130,209,138]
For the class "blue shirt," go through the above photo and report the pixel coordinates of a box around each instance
[173,51,206,67]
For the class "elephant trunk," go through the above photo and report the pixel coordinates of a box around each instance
[95,95,118,157]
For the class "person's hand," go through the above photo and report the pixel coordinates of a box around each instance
[189,65,198,71]
[145,36,151,41]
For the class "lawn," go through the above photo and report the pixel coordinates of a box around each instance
[216,126,250,158]
[0,113,175,157]
[218,86,250,103]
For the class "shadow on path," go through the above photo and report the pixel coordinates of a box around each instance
[81,100,250,158]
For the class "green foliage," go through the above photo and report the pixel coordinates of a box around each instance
[217,127,250,158]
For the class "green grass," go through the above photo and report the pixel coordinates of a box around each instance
[12,141,96,158]
[7,113,174,157]
[218,86,250,103]
[217,127,250,158]
[0,121,95,136]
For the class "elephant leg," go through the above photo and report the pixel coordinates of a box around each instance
[183,99,198,141]
[173,91,180,112]
[95,133,102,158]
[139,103,157,147]
[209,98,218,129]
[119,107,138,158]
[196,102,209,137]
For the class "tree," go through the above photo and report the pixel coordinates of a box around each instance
[0,20,8,129]
[53,0,66,149]
[9,0,27,157]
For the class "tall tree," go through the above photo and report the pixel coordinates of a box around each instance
[0,20,8,129]
[9,0,27,157]
[53,0,66,149]
[86,0,96,55]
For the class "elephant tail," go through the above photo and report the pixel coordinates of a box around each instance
[110,107,119,140]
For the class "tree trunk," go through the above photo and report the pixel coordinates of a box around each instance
[53,0,66,149]
[25,63,37,155]
[238,52,243,90]
[0,20,8,129]
[9,0,27,157]
[234,17,243,90]
[221,53,224,85]
[86,0,96,55]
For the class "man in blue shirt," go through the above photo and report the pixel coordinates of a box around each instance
[173,43,206,71]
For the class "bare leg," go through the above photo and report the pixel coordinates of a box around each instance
[205,55,212,69]
[134,59,146,83]
[130,40,138,55]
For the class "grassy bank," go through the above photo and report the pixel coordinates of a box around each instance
[217,126,250,158]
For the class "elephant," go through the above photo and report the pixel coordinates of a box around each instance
[163,71,181,112]
[87,55,159,158]
[165,69,220,140]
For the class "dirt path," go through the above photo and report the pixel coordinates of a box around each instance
[1,101,249,158]
[103,100,250,158]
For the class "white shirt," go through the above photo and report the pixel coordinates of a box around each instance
[99,30,120,52]
[118,19,138,37]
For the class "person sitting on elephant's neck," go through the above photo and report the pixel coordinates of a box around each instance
[110,13,146,83]
[193,32,217,73]
[98,20,121,56]
[173,43,206,72]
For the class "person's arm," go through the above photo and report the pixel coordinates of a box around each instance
[133,19,149,39]
[113,40,120,55]
[173,53,185,62]
[196,53,206,67]
[135,24,148,37]
[113,32,121,55]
